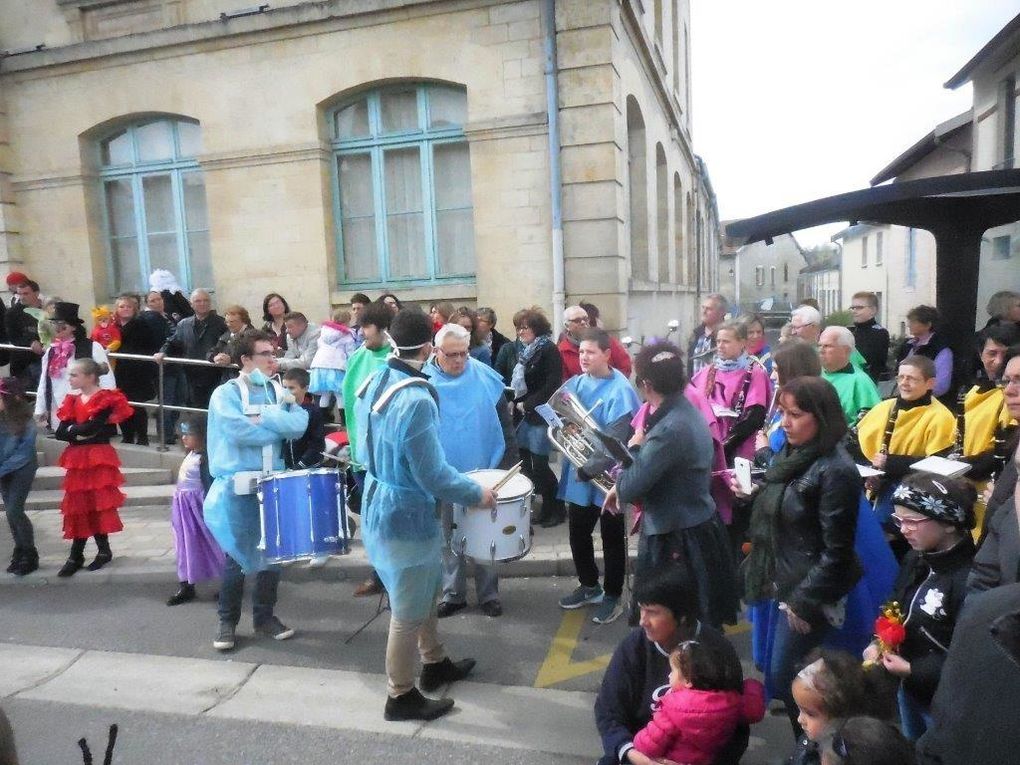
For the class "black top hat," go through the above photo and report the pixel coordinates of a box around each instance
[51,302,85,326]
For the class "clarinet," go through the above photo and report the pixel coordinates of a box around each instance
[761,385,781,436]
[879,401,899,457]
[947,387,967,460]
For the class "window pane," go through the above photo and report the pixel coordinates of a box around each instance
[104,178,136,237]
[384,147,426,278]
[380,88,419,134]
[148,232,180,276]
[136,121,174,162]
[338,154,379,282]
[142,175,176,232]
[433,142,474,275]
[429,88,467,129]
[102,130,132,166]
[336,99,370,138]
[177,121,202,158]
[181,172,208,231]
[187,231,214,290]
[111,237,141,294]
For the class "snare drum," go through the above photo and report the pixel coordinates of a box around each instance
[258,468,349,564]
[452,468,534,564]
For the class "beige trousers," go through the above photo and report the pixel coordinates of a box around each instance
[385,601,446,697]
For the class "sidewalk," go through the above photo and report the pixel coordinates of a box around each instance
[0,642,599,762]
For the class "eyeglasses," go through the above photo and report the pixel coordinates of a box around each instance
[566,317,588,324]
[251,350,275,358]
[1002,376,1020,389]
[439,350,468,360]
[849,305,868,310]
[890,514,931,530]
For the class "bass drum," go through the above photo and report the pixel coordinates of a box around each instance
[452,468,534,564]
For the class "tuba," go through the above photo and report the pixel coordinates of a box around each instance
[545,383,632,494]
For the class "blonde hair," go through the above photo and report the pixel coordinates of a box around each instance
[332,307,351,325]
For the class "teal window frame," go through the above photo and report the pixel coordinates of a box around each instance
[330,84,475,289]
[98,118,209,294]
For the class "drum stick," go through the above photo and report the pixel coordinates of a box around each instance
[491,461,523,495]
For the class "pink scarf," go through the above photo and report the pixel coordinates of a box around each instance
[48,339,75,379]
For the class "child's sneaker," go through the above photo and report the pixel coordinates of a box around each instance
[558,584,604,609]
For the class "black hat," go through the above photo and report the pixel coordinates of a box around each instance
[51,302,85,326]
[389,306,431,351]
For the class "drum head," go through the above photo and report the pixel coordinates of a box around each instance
[466,469,534,500]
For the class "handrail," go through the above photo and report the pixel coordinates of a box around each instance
[1,343,339,446]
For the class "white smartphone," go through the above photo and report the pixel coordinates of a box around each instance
[733,457,753,495]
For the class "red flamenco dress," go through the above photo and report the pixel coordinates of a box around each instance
[55,389,134,540]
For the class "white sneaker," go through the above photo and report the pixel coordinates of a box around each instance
[306,555,329,568]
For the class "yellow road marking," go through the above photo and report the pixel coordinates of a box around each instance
[534,609,613,689]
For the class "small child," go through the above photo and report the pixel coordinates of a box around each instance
[54,358,133,577]
[167,415,224,606]
[789,650,894,765]
[820,716,916,765]
[282,368,328,568]
[862,472,976,741]
[632,640,765,765]
[309,308,357,422]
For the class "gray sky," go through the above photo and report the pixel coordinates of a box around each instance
[691,1,1019,245]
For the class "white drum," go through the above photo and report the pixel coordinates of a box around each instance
[452,469,534,564]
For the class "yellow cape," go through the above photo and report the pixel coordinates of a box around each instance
[963,385,1016,456]
[857,397,956,461]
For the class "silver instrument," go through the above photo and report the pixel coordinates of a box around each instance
[545,383,630,494]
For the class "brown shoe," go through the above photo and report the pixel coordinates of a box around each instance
[354,577,384,598]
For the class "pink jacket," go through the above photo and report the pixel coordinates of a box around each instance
[633,679,765,765]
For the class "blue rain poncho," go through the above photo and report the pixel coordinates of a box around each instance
[356,360,484,621]
[426,356,507,472]
[557,369,641,507]
[204,377,309,573]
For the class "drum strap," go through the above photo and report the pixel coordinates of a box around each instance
[231,376,287,474]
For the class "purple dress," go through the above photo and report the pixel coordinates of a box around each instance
[171,451,225,584]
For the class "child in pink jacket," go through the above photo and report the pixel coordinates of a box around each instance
[633,639,766,765]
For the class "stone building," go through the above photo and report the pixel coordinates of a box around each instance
[797,243,841,319]
[0,0,720,338]
[732,233,803,315]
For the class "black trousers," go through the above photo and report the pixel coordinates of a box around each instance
[567,503,625,598]
[520,449,559,512]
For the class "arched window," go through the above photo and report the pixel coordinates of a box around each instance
[99,117,211,294]
[331,84,475,286]
[655,144,669,282]
[673,172,684,284]
[626,97,648,281]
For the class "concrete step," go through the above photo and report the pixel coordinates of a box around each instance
[31,466,174,491]
[22,483,175,512]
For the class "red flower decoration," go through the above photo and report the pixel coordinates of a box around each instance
[875,616,906,651]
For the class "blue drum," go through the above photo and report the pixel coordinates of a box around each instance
[257,468,349,564]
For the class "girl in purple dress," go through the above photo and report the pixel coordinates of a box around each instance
[167,415,224,606]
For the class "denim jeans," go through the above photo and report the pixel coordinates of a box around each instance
[769,610,832,738]
[217,555,281,627]
[898,686,933,741]
[2,460,37,550]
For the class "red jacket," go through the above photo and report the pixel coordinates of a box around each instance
[557,335,633,381]
[632,680,765,765]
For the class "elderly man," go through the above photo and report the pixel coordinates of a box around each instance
[475,306,511,366]
[156,288,228,409]
[847,291,890,382]
[276,311,320,372]
[559,305,631,381]
[355,308,496,721]
[204,332,309,651]
[687,293,727,377]
[426,323,518,618]
[819,326,881,425]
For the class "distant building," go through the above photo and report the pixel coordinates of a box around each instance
[798,243,841,318]
[945,13,1020,327]
[734,233,804,315]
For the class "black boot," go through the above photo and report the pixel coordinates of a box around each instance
[166,582,196,606]
[539,500,566,528]
[14,547,38,576]
[383,688,455,722]
[6,546,23,574]
[87,534,113,571]
[58,539,87,578]
[419,656,476,692]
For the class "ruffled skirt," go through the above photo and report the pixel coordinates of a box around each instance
[171,486,225,584]
[58,444,125,539]
[309,368,345,395]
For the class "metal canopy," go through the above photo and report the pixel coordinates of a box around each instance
[724,168,1020,372]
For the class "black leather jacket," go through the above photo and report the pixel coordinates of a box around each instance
[772,444,863,626]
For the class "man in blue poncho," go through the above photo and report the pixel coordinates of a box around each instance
[356,307,497,722]
[427,323,518,619]
[204,332,309,652]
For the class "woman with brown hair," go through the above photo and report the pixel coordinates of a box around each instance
[210,305,257,380]
[0,379,39,576]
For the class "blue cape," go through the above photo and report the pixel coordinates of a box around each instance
[427,357,507,472]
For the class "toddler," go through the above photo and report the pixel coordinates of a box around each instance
[309,308,357,421]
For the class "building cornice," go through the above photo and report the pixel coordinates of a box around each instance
[463,111,548,142]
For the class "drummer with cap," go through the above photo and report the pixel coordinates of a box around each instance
[355,307,496,721]
[427,322,518,619]
[203,332,308,652]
